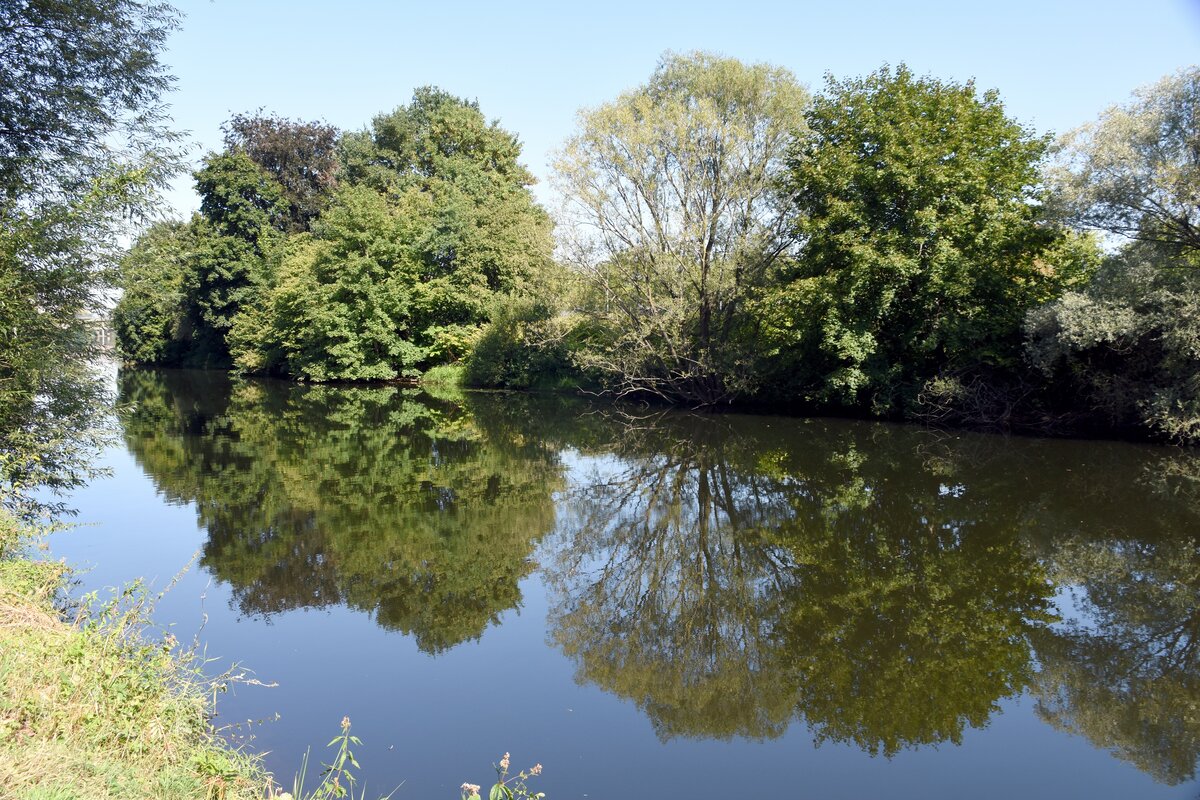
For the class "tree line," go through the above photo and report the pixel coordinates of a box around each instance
[109,53,1200,442]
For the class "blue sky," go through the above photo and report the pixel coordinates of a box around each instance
[158,0,1200,213]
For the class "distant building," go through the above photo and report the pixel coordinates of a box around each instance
[75,310,115,352]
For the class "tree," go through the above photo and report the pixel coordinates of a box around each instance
[1026,69,1200,442]
[222,111,340,233]
[340,87,554,295]
[227,89,555,381]
[0,0,179,201]
[1052,67,1200,253]
[112,220,193,365]
[232,185,427,380]
[760,65,1080,414]
[552,51,809,405]
[0,0,181,519]
[1025,243,1200,442]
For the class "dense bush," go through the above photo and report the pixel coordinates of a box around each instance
[1026,247,1200,442]
[464,299,576,390]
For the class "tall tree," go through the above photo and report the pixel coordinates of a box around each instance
[1052,67,1200,254]
[0,0,181,519]
[552,52,809,405]
[222,111,339,232]
[761,65,1078,414]
[229,89,555,381]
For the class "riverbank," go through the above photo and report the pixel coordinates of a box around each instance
[0,515,269,800]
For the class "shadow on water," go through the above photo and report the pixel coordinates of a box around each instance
[118,369,1200,785]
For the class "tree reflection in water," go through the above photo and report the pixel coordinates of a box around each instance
[544,413,1056,754]
[120,369,569,653]
[119,370,1200,783]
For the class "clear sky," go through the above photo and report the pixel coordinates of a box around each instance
[157,0,1200,214]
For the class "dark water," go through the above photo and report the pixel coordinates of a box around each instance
[50,369,1200,799]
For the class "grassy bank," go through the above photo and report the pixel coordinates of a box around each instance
[0,515,269,800]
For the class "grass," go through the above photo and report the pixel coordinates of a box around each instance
[0,513,537,800]
[420,363,467,387]
[0,514,270,800]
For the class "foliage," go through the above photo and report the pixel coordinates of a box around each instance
[1,0,181,520]
[552,51,809,404]
[760,65,1081,414]
[231,186,427,380]
[339,87,554,298]
[1026,244,1200,442]
[459,752,543,800]
[286,717,399,800]
[1052,67,1200,253]
[463,298,576,389]
[222,111,340,233]
[117,88,558,382]
[0,0,180,201]
[112,221,194,365]
[0,515,269,800]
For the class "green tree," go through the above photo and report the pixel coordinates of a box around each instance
[186,150,288,364]
[760,65,1080,414]
[340,87,554,297]
[230,89,555,381]
[0,0,181,519]
[231,185,426,380]
[113,151,290,369]
[1027,69,1200,442]
[552,51,809,405]
[222,111,340,233]
[112,220,193,365]
[1052,67,1200,253]
[1026,244,1200,441]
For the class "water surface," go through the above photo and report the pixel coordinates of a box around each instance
[51,369,1200,799]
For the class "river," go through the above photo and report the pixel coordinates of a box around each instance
[48,368,1200,799]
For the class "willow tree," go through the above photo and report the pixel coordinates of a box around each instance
[1052,67,1200,253]
[0,0,181,519]
[552,51,809,405]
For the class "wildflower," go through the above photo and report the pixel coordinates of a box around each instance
[499,752,510,772]
[341,715,351,731]
[461,782,481,798]
[530,763,543,776]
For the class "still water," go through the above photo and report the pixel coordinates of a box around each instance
[50,369,1200,799]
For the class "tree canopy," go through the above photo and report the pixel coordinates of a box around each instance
[553,51,809,405]
[1053,67,1200,254]
[1,0,180,519]
[758,65,1085,414]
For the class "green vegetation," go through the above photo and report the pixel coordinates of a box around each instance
[1,0,182,520]
[551,52,809,404]
[0,515,270,800]
[109,53,1200,442]
[117,88,555,382]
[758,65,1092,414]
[1028,68,1200,441]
